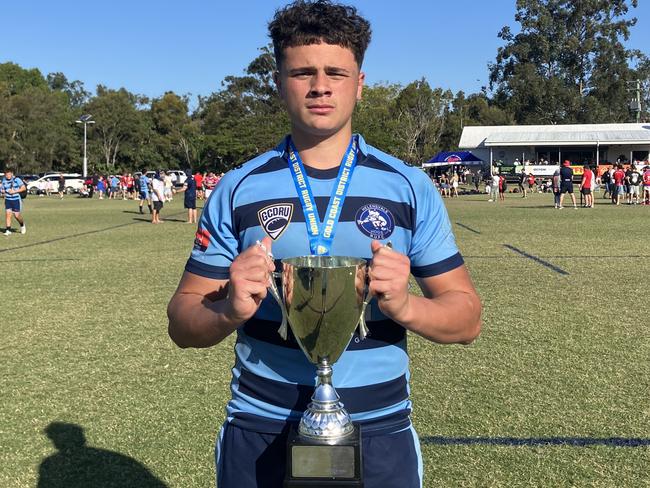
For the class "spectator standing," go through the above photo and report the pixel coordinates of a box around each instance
[489,172,499,202]
[627,165,642,205]
[164,172,174,202]
[518,169,527,198]
[194,172,204,200]
[138,172,153,214]
[151,172,165,224]
[558,161,577,209]
[109,175,120,200]
[96,176,106,199]
[1,168,27,235]
[498,174,507,202]
[642,165,650,205]
[552,169,561,208]
[175,169,198,224]
[204,172,218,199]
[58,173,65,199]
[613,164,626,205]
[579,165,593,208]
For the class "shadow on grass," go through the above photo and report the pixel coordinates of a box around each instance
[38,422,168,488]
[421,436,650,447]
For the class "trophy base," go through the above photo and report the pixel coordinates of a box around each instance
[284,424,363,487]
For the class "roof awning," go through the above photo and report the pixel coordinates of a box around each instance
[484,130,650,147]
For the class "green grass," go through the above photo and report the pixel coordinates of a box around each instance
[1,191,649,487]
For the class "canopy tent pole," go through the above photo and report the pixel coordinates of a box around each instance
[596,141,600,166]
[559,148,562,164]
[490,147,493,176]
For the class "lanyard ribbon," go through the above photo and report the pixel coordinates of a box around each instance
[287,136,358,255]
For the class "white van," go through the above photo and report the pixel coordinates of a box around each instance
[27,173,84,195]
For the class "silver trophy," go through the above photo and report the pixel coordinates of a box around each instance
[266,252,368,486]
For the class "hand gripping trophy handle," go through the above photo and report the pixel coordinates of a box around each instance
[257,240,289,340]
[358,241,392,340]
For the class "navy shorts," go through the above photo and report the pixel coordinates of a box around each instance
[216,423,422,488]
[5,199,21,213]
[560,182,573,194]
[139,191,149,201]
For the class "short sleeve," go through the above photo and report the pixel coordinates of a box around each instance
[184,176,239,280]
[408,175,463,278]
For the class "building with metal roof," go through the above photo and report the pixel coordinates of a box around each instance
[459,123,650,167]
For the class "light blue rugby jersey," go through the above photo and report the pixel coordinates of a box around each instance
[186,135,463,435]
[1,177,24,201]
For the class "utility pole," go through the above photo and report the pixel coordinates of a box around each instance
[75,114,95,177]
[626,80,641,123]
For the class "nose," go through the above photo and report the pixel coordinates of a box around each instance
[308,71,331,97]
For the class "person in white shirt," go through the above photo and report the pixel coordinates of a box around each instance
[490,173,500,202]
[151,171,166,224]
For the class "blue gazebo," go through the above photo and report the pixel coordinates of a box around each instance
[423,151,484,168]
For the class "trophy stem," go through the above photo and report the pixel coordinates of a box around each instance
[298,357,354,442]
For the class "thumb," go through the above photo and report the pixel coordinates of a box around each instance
[370,239,383,255]
[260,236,273,255]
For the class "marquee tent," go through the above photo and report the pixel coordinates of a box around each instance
[423,151,484,168]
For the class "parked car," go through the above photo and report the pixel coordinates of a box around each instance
[166,170,188,187]
[27,173,84,195]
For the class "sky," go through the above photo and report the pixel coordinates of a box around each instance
[2,0,649,105]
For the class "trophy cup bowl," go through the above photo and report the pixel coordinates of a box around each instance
[278,255,367,486]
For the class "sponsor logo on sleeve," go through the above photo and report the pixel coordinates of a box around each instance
[258,203,293,240]
[355,203,394,240]
[194,228,211,252]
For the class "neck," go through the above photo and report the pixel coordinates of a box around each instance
[290,125,353,170]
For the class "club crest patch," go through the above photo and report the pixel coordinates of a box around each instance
[355,203,394,240]
[194,228,211,252]
[258,203,293,240]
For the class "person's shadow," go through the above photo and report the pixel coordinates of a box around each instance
[37,422,169,488]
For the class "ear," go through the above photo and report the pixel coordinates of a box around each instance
[356,71,365,101]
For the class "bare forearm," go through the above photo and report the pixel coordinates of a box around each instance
[167,293,241,348]
[397,291,481,344]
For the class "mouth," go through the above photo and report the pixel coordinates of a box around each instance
[306,104,335,114]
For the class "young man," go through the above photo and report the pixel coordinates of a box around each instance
[167,2,481,487]
[1,168,27,235]
[579,164,593,208]
[613,163,626,205]
[518,168,527,197]
[174,169,198,224]
[151,171,165,224]
[489,171,500,202]
[138,171,153,214]
[626,165,641,205]
[558,160,577,209]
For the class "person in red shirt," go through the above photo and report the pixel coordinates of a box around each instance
[194,172,204,200]
[204,172,218,199]
[579,165,593,208]
[613,164,626,205]
[643,165,650,205]
[498,174,506,202]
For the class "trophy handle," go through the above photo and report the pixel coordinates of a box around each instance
[256,240,289,340]
[357,241,392,340]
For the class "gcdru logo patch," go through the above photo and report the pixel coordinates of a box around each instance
[258,203,293,240]
[355,203,394,239]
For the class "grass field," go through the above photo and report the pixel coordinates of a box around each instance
[1,190,649,488]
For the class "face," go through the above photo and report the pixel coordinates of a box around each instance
[275,43,364,140]
[5,170,13,179]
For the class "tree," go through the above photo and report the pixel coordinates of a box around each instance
[353,83,401,153]
[47,72,90,108]
[489,0,647,124]
[393,79,452,163]
[84,86,147,171]
[195,45,289,169]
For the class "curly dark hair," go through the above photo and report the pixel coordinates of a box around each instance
[268,0,372,69]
